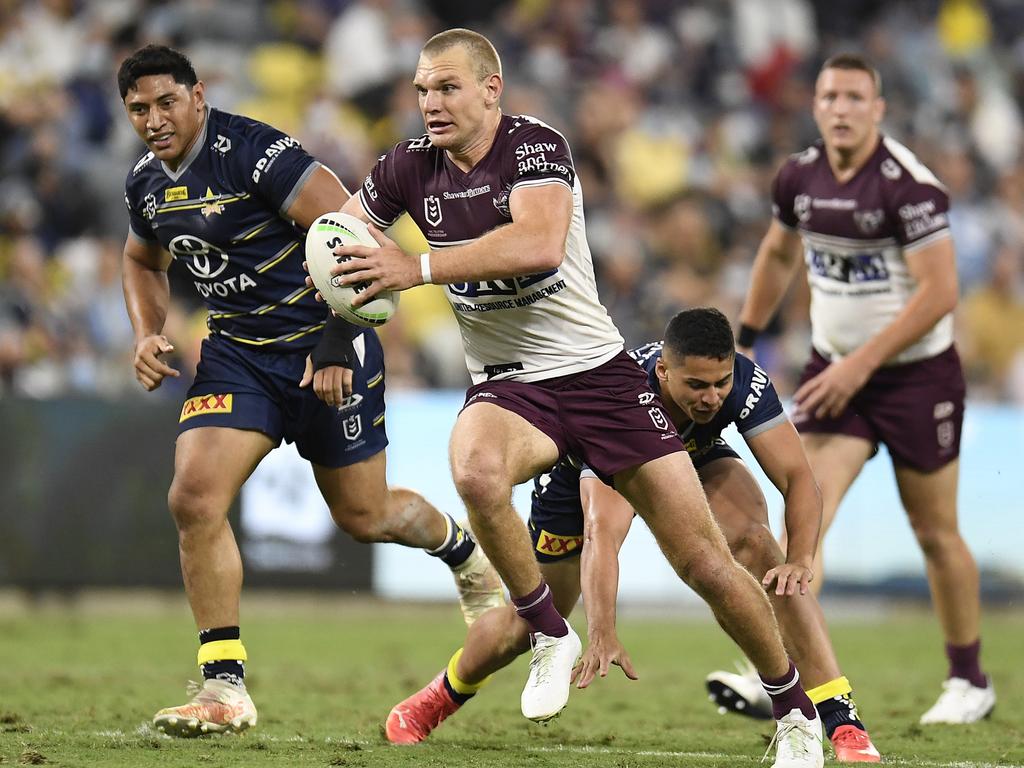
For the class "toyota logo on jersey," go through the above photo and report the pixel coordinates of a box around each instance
[170,234,230,279]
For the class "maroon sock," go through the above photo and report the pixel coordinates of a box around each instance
[760,661,816,721]
[946,639,987,688]
[511,582,567,638]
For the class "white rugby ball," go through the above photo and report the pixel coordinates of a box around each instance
[305,212,399,327]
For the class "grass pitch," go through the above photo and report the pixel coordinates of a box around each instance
[0,594,1019,767]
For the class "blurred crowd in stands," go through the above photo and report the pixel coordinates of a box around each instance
[1,0,1023,402]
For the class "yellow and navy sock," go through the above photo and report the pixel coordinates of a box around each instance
[198,626,246,687]
[427,513,476,569]
[808,676,866,738]
[442,648,490,705]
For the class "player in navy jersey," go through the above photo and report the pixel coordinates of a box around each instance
[117,45,504,737]
[383,308,880,763]
[310,30,822,765]
[738,53,993,725]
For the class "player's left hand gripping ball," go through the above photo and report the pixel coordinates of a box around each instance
[305,212,399,327]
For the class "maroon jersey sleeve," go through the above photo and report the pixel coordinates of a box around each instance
[359,140,422,228]
[506,119,576,193]
[771,158,800,229]
[888,173,951,250]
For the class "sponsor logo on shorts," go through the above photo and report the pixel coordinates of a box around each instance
[648,407,670,431]
[933,401,955,419]
[179,393,233,422]
[536,529,584,557]
[466,391,498,405]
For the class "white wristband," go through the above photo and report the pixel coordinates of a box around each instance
[420,251,433,285]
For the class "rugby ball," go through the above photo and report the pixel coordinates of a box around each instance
[305,212,399,327]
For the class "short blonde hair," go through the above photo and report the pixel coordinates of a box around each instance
[421,28,502,82]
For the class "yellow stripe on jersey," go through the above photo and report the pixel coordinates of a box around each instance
[366,372,384,389]
[215,322,325,346]
[197,639,248,666]
[157,193,250,214]
[806,676,853,705]
[255,241,300,273]
[373,414,385,427]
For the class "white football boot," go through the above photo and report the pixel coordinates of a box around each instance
[919,677,996,724]
[451,524,506,626]
[153,679,257,737]
[520,619,582,722]
[766,708,824,768]
[705,659,773,719]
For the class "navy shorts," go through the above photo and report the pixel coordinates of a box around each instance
[793,345,965,472]
[463,351,684,481]
[179,332,388,467]
[527,438,739,563]
[529,458,586,563]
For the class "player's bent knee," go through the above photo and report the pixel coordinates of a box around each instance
[909,520,963,560]
[728,523,781,576]
[330,504,390,543]
[451,462,510,512]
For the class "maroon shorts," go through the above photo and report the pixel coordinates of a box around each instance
[793,345,965,472]
[462,351,684,479]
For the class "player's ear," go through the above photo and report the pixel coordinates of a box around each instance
[192,80,206,110]
[484,73,502,107]
[874,95,886,124]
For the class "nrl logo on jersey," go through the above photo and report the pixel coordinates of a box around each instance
[854,208,884,235]
[424,195,443,226]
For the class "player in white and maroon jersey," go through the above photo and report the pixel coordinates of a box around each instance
[318,29,823,765]
[738,53,994,725]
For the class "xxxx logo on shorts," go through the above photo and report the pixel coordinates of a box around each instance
[179,393,233,422]
[535,529,584,557]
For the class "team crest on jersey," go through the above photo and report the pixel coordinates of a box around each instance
[854,208,884,235]
[492,185,511,217]
[424,195,443,226]
[143,192,157,221]
[881,158,902,181]
[201,187,225,217]
[794,194,812,223]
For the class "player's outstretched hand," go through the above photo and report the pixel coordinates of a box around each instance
[133,334,180,391]
[329,224,420,306]
[572,631,638,689]
[762,563,814,596]
[300,354,353,408]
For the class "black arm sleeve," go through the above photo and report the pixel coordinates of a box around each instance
[310,313,361,371]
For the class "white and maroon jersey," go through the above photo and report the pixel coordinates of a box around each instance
[772,136,954,364]
[358,113,623,383]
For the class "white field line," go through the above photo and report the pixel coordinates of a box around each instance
[80,727,1018,768]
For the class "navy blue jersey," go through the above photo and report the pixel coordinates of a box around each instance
[529,343,788,541]
[125,108,327,351]
[627,342,786,461]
